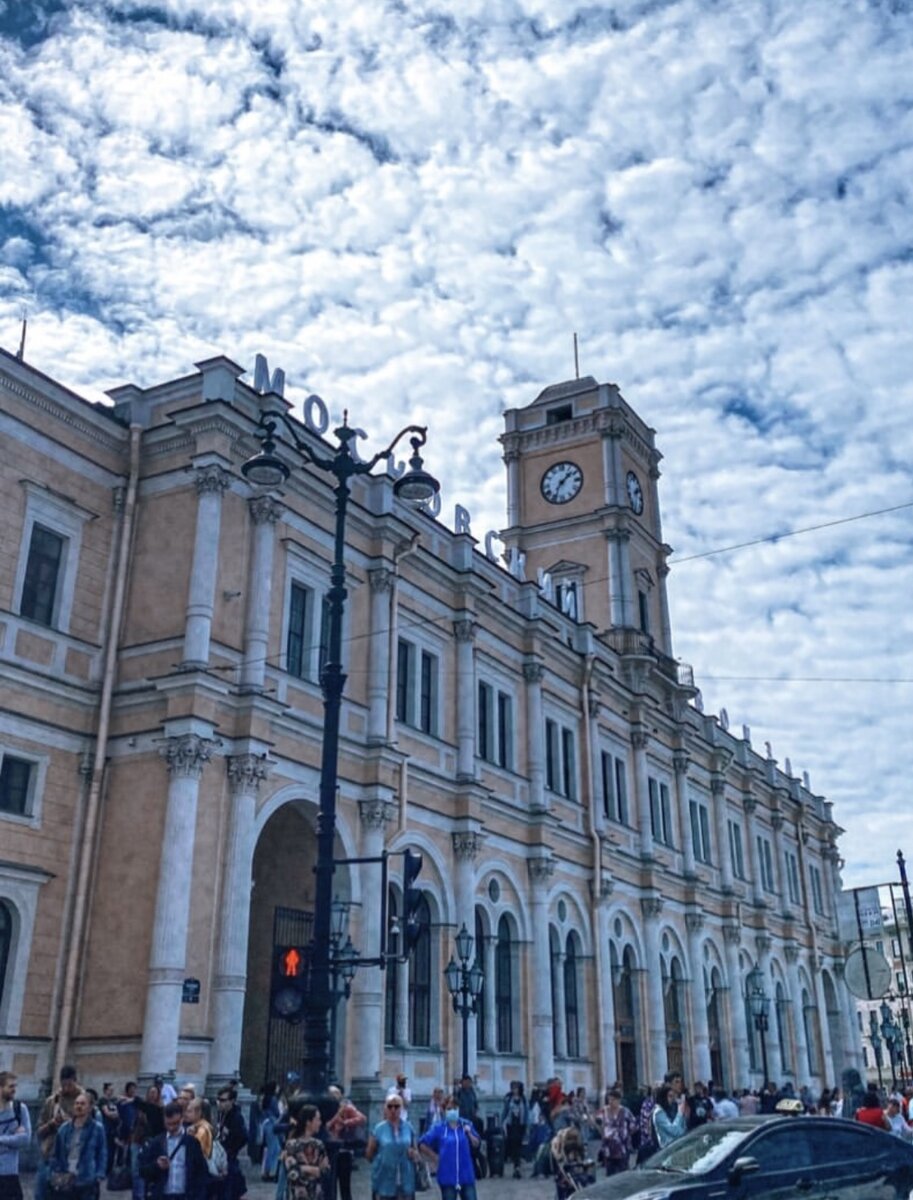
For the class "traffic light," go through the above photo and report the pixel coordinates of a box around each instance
[402,849,424,954]
[271,944,307,1021]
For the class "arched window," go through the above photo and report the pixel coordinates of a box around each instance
[564,933,580,1058]
[802,987,819,1076]
[663,956,684,1075]
[475,910,486,1051]
[495,915,514,1053]
[550,926,561,1056]
[707,966,725,1088]
[409,895,432,1046]
[613,944,639,1094]
[384,889,398,1044]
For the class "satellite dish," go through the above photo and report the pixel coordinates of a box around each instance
[843,945,893,999]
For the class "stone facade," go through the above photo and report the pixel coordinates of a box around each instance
[0,348,860,1101]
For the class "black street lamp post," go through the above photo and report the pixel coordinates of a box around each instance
[880,1001,901,1089]
[444,923,484,1081]
[746,964,770,1087]
[242,407,439,1095]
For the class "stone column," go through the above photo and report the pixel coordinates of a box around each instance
[552,950,568,1061]
[711,774,733,891]
[482,933,497,1054]
[595,895,618,1087]
[605,529,634,628]
[685,911,711,1082]
[641,895,667,1082]
[723,924,749,1088]
[673,751,695,877]
[811,952,835,1083]
[601,425,624,508]
[141,733,217,1075]
[524,660,546,812]
[632,727,653,860]
[367,569,394,743]
[240,496,281,691]
[182,465,231,668]
[453,830,483,1075]
[656,561,673,657]
[210,753,270,1086]
[453,617,477,780]
[350,799,395,1082]
[755,933,782,1083]
[743,794,763,905]
[528,856,556,1083]
[504,448,521,528]
[785,941,809,1081]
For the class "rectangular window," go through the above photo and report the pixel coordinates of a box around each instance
[0,755,33,816]
[757,836,775,893]
[397,641,438,735]
[396,639,414,724]
[479,682,512,768]
[20,524,65,627]
[785,850,801,906]
[648,777,673,844]
[728,819,744,878]
[545,719,576,798]
[809,864,825,915]
[601,752,629,824]
[420,651,435,734]
[691,801,712,863]
[286,581,311,679]
[638,591,650,634]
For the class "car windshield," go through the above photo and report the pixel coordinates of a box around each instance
[646,1126,751,1175]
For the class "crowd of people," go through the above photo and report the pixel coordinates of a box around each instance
[5,1064,913,1200]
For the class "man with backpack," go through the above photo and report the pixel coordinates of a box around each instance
[0,1071,32,1200]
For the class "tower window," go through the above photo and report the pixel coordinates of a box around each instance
[546,404,573,425]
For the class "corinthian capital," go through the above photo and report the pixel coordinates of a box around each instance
[722,924,741,946]
[631,726,648,751]
[195,464,231,496]
[640,895,664,920]
[528,855,556,885]
[359,798,395,831]
[160,733,218,778]
[452,830,485,861]
[523,660,544,684]
[453,616,477,644]
[248,495,282,525]
[685,911,705,935]
[227,753,271,794]
[368,567,395,594]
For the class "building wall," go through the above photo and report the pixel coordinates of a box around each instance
[0,348,861,1103]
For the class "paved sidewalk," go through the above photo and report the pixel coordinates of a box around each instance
[243,1160,558,1200]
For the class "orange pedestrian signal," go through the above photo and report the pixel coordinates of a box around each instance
[281,947,302,977]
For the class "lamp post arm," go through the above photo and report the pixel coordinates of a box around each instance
[256,409,336,474]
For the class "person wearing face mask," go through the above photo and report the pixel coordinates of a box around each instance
[418,1099,480,1200]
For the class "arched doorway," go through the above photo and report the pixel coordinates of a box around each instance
[707,966,726,1088]
[612,944,639,1094]
[663,956,684,1076]
[239,801,351,1089]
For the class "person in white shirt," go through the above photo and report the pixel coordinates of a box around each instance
[885,1099,912,1140]
[710,1089,739,1121]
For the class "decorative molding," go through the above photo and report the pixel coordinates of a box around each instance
[160,733,218,779]
[771,813,785,832]
[112,485,127,514]
[523,661,544,684]
[722,924,741,946]
[226,753,271,794]
[0,368,125,453]
[784,941,801,964]
[587,692,601,718]
[673,749,690,776]
[631,726,648,751]
[742,793,757,815]
[640,895,663,920]
[710,774,725,797]
[755,933,772,957]
[685,911,705,934]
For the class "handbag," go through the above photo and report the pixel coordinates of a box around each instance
[413,1157,431,1193]
[106,1163,133,1193]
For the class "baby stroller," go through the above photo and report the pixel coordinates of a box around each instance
[551,1128,596,1200]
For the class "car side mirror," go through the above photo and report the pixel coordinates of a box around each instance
[728,1156,760,1185]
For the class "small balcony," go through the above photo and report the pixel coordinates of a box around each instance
[603,626,695,691]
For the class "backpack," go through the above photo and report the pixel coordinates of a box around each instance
[207,1137,228,1177]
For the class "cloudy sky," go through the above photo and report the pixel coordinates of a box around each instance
[2,0,912,891]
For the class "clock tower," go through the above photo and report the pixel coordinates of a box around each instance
[500,375,674,655]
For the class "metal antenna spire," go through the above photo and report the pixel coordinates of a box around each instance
[16,314,27,361]
[573,332,579,379]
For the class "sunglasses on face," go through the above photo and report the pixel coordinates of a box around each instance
[386,1103,402,1109]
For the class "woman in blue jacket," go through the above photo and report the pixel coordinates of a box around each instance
[52,1092,107,1199]
[418,1101,480,1200]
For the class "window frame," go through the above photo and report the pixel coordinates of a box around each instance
[13,482,93,635]
[0,746,46,828]
[281,549,335,684]
[396,637,441,736]
[478,679,514,770]
[545,716,578,800]
[648,776,673,845]
[757,834,776,893]
[601,749,629,825]
[690,799,712,864]
[728,818,745,878]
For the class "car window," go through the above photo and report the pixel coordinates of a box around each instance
[804,1124,886,1162]
[748,1126,815,1171]
[647,1126,751,1175]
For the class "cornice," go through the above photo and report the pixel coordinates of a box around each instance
[1,366,126,454]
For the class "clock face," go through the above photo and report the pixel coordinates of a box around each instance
[626,470,644,515]
[541,461,583,505]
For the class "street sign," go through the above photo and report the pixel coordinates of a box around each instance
[844,945,892,999]
[837,886,884,944]
[181,978,201,1004]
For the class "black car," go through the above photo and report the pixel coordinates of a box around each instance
[576,1116,913,1199]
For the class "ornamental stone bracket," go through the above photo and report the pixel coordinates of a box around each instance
[685,911,705,935]
[522,660,544,684]
[358,798,396,831]
[453,617,478,643]
[368,567,395,594]
[591,875,614,904]
[248,495,282,525]
[640,894,664,921]
[159,733,220,778]
[195,464,232,496]
[722,924,742,946]
[755,933,773,958]
[784,941,801,964]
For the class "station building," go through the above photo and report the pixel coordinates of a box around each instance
[0,345,861,1101]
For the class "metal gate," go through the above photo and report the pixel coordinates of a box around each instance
[264,906,313,1088]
